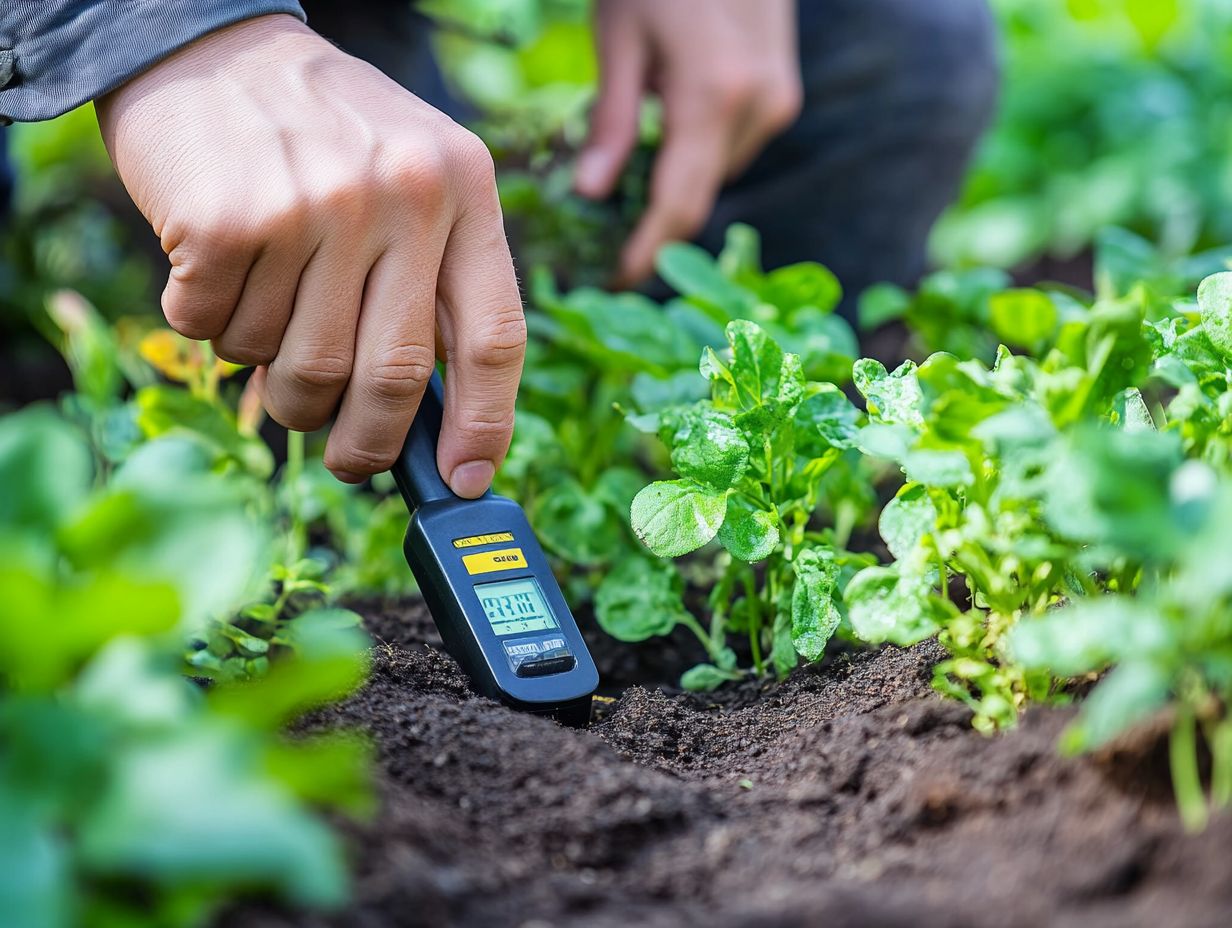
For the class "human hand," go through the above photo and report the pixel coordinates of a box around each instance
[574,0,802,286]
[96,14,525,496]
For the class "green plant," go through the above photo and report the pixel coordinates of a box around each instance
[610,321,874,688]
[502,226,861,616]
[0,406,371,927]
[40,292,414,680]
[1010,442,1232,831]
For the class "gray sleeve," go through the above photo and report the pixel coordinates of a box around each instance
[0,1,307,125]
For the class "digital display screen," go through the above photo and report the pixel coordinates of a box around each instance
[475,577,558,636]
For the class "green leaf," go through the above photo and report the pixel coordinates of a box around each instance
[532,478,624,567]
[759,262,842,316]
[878,485,938,561]
[0,567,180,691]
[790,549,841,661]
[264,733,374,818]
[794,384,861,453]
[717,222,762,278]
[1113,388,1156,432]
[61,442,269,629]
[726,320,790,408]
[1197,271,1232,360]
[901,449,974,488]
[989,289,1058,346]
[630,480,728,558]
[858,282,910,330]
[0,803,69,928]
[680,663,739,692]
[656,242,756,318]
[591,467,647,516]
[209,609,369,729]
[770,606,798,678]
[79,727,349,908]
[845,565,940,646]
[594,555,690,642]
[669,408,749,490]
[717,498,779,562]
[853,359,924,427]
[0,406,92,536]
[135,385,273,478]
[1061,661,1172,753]
[1009,598,1170,677]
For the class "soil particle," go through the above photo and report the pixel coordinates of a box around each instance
[225,600,1232,928]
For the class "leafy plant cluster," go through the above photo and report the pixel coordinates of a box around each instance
[610,321,873,688]
[615,244,1232,827]
[499,225,862,613]
[0,405,371,927]
[39,291,415,680]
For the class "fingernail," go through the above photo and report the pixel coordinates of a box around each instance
[574,149,609,197]
[449,460,495,499]
[331,469,366,484]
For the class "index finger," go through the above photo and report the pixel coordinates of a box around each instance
[616,96,730,286]
[434,202,526,499]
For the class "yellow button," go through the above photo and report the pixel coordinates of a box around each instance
[462,547,527,575]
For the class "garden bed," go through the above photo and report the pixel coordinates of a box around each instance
[227,601,1232,928]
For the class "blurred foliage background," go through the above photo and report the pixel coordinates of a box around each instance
[6,0,1232,341]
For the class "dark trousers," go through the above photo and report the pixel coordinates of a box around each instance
[308,0,1000,312]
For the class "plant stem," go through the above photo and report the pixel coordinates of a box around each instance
[679,612,718,662]
[742,570,764,674]
[286,429,306,562]
[1208,717,1232,808]
[1170,706,1208,832]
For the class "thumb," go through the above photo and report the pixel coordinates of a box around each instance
[575,12,647,200]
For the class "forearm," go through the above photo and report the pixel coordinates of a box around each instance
[0,0,306,124]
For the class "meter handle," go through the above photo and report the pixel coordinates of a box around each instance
[391,371,464,511]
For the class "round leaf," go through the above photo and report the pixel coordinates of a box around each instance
[989,289,1058,346]
[1197,271,1232,361]
[630,480,728,558]
[669,408,749,490]
[717,500,779,562]
[878,486,938,561]
[594,556,688,642]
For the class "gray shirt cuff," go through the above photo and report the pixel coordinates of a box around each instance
[0,1,308,124]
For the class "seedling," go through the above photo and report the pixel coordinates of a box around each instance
[613,321,873,687]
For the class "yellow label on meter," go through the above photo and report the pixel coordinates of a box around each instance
[462,547,527,575]
[452,532,515,549]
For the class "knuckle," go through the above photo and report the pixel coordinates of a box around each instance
[449,129,499,198]
[457,410,516,447]
[212,335,275,367]
[708,72,758,115]
[161,287,225,341]
[385,146,450,208]
[462,306,527,369]
[265,400,330,434]
[452,128,496,176]
[194,212,260,257]
[662,199,709,239]
[281,351,353,394]
[326,444,397,475]
[363,343,436,402]
[762,80,804,131]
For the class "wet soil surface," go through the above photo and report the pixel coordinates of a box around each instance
[227,600,1232,928]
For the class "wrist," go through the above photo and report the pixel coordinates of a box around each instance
[97,14,317,124]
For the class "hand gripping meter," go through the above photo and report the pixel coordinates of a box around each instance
[390,373,598,728]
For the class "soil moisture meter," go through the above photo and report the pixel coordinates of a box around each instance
[391,373,598,728]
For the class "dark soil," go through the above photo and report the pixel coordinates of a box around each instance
[223,599,1232,928]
